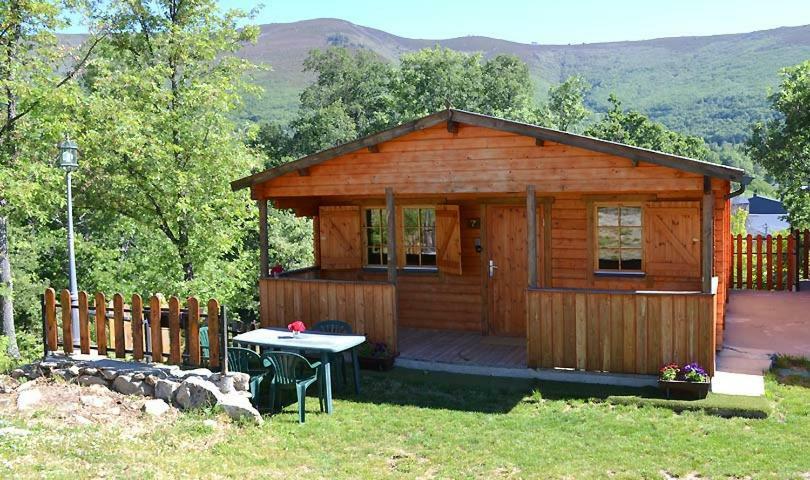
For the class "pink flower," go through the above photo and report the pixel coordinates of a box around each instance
[287,321,306,333]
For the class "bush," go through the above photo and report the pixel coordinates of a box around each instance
[0,331,42,373]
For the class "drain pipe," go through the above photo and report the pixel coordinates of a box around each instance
[725,175,754,200]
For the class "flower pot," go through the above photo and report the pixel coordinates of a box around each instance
[658,379,711,400]
[358,355,395,371]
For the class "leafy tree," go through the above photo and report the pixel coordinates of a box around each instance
[748,61,810,229]
[586,94,711,159]
[731,207,748,236]
[78,0,263,308]
[545,75,591,132]
[0,0,100,357]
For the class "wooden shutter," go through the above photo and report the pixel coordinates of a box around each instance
[644,201,701,278]
[319,206,362,269]
[435,205,462,275]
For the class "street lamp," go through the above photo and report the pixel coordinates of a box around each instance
[58,136,80,347]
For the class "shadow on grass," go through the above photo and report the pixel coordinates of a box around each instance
[329,367,658,414]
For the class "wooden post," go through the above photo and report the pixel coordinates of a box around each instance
[701,177,714,293]
[385,187,397,284]
[258,199,269,279]
[526,185,538,288]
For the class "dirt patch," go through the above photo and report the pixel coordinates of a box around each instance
[0,376,178,429]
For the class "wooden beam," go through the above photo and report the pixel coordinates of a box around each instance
[367,145,379,153]
[447,120,459,134]
[385,187,397,284]
[526,185,538,288]
[542,198,553,288]
[297,167,310,176]
[258,199,269,278]
[701,176,714,293]
[535,138,545,147]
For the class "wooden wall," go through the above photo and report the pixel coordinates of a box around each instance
[526,288,717,375]
[259,277,397,350]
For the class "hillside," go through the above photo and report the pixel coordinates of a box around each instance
[236,18,810,144]
[61,18,810,144]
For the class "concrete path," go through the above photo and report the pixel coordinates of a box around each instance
[712,290,810,396]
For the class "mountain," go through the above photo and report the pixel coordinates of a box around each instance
[235,18,810,144]
[62,18,810,144]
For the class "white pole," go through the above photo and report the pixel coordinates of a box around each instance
[66,170,80,347]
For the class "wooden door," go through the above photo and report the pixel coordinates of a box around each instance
[487,205,528,337]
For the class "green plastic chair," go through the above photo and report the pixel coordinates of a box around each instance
[199,326,209,360]
[312,320,352,387]
[227,347,271,408]
[262,351,324,423]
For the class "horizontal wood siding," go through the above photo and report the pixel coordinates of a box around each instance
[526,289,716,375]
[259,278,397,350]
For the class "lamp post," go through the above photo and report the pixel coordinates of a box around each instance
[58,136,80,347]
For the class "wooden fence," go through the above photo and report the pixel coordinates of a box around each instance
[526,288,716,375]
[259,277,396,351]
[730,230,810,291]
[42,288,227,369]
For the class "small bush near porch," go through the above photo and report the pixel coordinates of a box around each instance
[2,369,809,478]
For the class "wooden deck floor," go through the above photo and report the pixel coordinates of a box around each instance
[398,328,527,368]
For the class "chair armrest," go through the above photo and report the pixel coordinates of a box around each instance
[308,361,322,370]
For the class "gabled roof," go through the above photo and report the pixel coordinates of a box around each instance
[748,194,786,215]
[231,108,746,191]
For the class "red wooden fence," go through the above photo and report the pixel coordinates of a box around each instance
[731,229,810,291]
[42,288,226,369]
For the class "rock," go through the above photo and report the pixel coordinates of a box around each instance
[175,377,221,410]
[73,415,92,426]
[218,393,263,424]
[39,361,58,374]
[154,379,180,403]
[144,374,160,386]
[214,375,235,394]
[112,375,153,396]
[16,389,42,411]
[67,365,81,377]
[10,368,26,380]
[80,367,98,376]
[202,419,218,428]
[132,372,145,381]
[16,380,37,392]
[0,375,20,394]
[174,368,213,379]
[100,369,118,381]
[142,399,171,417]
[76,375,109,388]
[229,373,250,392]
[0,427,31,436]
[80,395,111,408]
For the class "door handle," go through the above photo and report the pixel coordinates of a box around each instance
[488,259,498,278]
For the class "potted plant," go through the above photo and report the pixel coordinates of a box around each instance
[356,341,396,371]
[658,362,711,399]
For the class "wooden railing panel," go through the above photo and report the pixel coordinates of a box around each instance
[44,288,57,352]
[95,292,107,356]
[207,299,220,369]
[187,297,201,367]
[731,230,809,291]
[131,294,144,361]
[168,296,181,364]
[527,288,716,375]
[259,278,397,350]
[60,289,73,354]
[113,293,125,358]
[78,291,90,354]
[149,295,162,361]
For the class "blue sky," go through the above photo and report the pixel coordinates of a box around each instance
[67,1,810,44]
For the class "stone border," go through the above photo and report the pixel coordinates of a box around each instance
[10,356,262,424]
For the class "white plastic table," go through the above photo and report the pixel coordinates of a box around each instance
[232,327,365,414]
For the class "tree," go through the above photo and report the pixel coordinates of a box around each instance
[0,0,100,357]
[78,0,263,307]
[545,75,591,132]
[586,94,711,159]
[748,61,810,229]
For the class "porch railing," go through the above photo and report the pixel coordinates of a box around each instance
[259,277,397,351]
[526,286,716,375]
[730,229,810,291]
[42,288,227,370]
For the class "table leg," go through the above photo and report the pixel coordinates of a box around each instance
[320,350,333,414]
[352,348,361,395]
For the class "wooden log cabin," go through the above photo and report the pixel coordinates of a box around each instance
[231,109,746,376]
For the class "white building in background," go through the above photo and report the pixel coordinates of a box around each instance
[731,194,791,235]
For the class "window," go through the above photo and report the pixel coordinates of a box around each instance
[596,205,642,272]
[364,208,388,266]
[403,207,437,267]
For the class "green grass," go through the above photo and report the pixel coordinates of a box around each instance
[607,392,771,418]
[2,368,810,478]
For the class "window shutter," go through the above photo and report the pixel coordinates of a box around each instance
[435,205,463,275]
[644,201,701,278]
[318,206,362,269]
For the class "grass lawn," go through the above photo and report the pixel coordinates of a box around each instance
[2,368,809,479]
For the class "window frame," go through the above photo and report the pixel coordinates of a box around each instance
[400,205,438,270]
[592,202,644,275]
[362,206,388,268]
